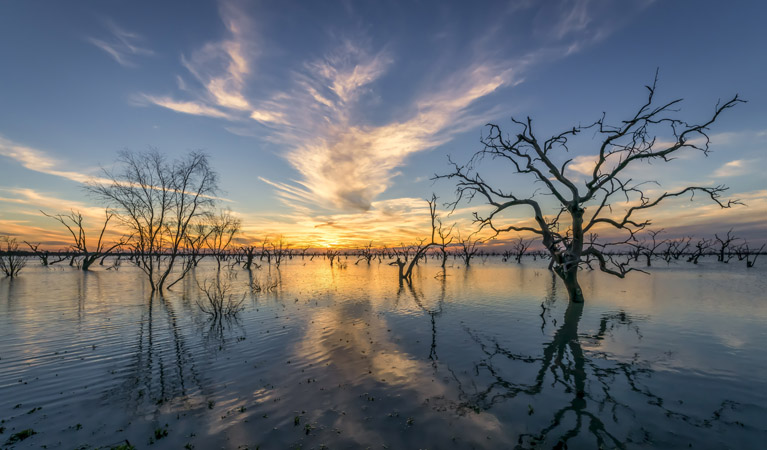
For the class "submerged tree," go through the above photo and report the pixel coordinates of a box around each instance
[88,149,219,291]
[41,209,124,271]
[456,228,481,267]
[0,236,26,277]
[390,194,439,284]
[437,74,742,302]
[205,209,241,271]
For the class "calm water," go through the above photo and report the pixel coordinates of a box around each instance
[1,257,765,449]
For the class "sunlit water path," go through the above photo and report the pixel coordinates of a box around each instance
[1,257,766,449]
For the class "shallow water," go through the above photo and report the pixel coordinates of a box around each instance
[1,256,766,449]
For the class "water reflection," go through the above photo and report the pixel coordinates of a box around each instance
[401,280,445,365]
[1,260,765,448]
[117,291,208,414]
[446,290,742,449]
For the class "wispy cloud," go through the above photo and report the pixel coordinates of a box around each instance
[0,188,130,248]
[132,94,233,119]
[87,19,154,67]
[0,135,101,184]
[268,57,513,212]
[0,187,104,219]
[712,159,754,178]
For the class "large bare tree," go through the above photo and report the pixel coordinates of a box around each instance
[88,149,219,291]
[437,75,742,302]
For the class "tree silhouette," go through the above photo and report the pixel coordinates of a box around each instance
[437,73,742,302]
[41,209,124,271]
[0,236,26,277]
[88,149,219,291]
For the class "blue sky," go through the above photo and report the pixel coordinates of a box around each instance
[1,0,765,247]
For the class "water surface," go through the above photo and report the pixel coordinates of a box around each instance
[1,257,765,449]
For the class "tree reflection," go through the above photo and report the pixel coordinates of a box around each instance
[396,271,741,449]
[117,291,208,412]
[400,280,446,365]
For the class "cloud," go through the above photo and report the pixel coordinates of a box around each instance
[712,159,753,178]
[0,187,104,219]
[87,19,153,67]
[176,0,256,113]
[0,187,130,248]
[259,49,515,212]
[567,155,597,177]
[137,1,260,121]
[133,94,233,119]
[0,135,230,203]
[136,0,653,218]
[0,135,102,184]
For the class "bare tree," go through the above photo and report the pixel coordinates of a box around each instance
[631,229,667,267]
[240,244,260,270]
[390,195,439,284]
[733,241,765,268]
[325,248,340,267]
[270,237,288,268]
[0,236,26,277]
[456,228,481,267]
[687,238,712,264]
[356,241,376,265]
[197,271,245,320]
[87,149,219,291]
[662,236,691,263]
[23,241,68,266]
[205,209,241,271]
[182,221,212,273]
[511,236,534,264]
[41,209,124,271]
[437,74,742,302]
[435,220,455,270]
[714,229,738,263]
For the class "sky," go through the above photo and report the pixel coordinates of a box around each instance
[0,0,765,249]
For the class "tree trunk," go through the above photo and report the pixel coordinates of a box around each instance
[559,268,584,303]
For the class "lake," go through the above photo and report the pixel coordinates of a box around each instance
[1,256,765,449]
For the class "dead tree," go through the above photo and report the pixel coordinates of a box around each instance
[390,195,439,284]
[87,149,219,291]
[182,222,211,272]
[270,237,288,268]
[240,245,260,270]
[259,238,271,264]
[0,236,26,277]
[714,229,738,263]
[435,219,455,270]
[205,209,241,271]
[734,241,765,268]
[42,209,124,271]
[662,236,691,262]
[512,236,534,263]
[325,248,340,267]
[24,241,68,266]
[456,229,481,267]
[687,238,712,264]
[632,229,667,267]
[356,241,376,265]
[436,73,742,302]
